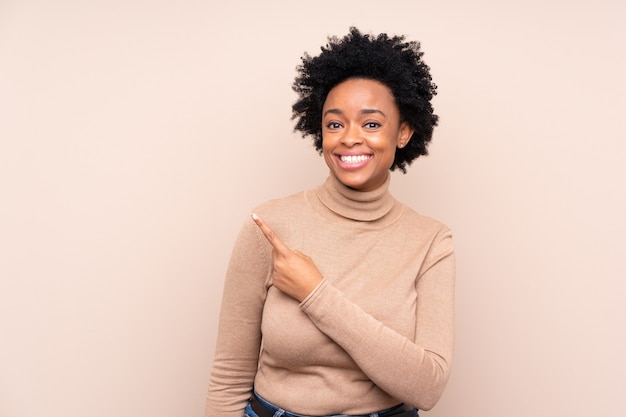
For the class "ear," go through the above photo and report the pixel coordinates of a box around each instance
[397,121,414,149]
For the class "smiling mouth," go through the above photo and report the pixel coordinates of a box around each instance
[338,154,372,163]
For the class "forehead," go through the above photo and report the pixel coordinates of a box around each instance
[323,78,398,113]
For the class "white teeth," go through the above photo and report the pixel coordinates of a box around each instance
[340,155,371,163]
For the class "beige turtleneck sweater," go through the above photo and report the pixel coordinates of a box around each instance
[205,175,455,417]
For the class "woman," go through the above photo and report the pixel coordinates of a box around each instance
[205,27,455,417]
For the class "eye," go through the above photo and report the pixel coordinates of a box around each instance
[364,121,381,129]
[326,121,343,129]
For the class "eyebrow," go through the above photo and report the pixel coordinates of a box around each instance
[323,108,387,117]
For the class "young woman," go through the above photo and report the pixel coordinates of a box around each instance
[205,27,455,417]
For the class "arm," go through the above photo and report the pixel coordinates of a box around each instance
[205,218,271,417]
[300,229,455,410]
[251,214,455,410]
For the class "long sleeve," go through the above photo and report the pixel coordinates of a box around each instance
[300,228,455,411]
[205,218,271,417]
[205,179,455,416]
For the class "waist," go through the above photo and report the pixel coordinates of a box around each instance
[250,391,417,417]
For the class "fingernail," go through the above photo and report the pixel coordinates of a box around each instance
[251,213,259,220]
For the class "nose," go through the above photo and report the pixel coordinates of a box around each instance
[340,124,363,147]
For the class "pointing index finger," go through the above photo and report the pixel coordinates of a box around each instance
[251,213,290,254]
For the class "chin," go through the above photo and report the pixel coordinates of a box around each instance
[340,177,371,191]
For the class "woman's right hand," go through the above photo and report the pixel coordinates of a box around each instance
[252,213,323,302]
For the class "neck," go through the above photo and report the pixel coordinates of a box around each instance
[313,173,397,222]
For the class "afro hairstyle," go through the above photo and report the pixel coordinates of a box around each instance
[292,27,439,173]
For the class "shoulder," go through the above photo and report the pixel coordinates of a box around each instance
[394,204,455,261]
[251,190,308,223]
[247,190,311,242]
[394,205,455,275]
[228,191,308,267]
[398,204,452,237]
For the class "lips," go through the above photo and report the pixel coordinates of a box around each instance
[334,153,373,170]
[339,154,372,163]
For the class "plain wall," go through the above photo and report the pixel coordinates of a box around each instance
[1,1,624,416]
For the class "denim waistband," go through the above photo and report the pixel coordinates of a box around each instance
[252,391,414,417]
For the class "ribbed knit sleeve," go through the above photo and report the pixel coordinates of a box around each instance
[300,227,455,411]
[205,218,271,417]
[206,179,456,415]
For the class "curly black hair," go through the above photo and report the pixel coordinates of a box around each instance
[292,27,438,173]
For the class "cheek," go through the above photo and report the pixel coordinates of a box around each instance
[321,133,336,153]
[371,134,398,153]
[321,140,333,161]
[321,141,330,156]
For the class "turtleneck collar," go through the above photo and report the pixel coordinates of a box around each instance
[313,173,397,222]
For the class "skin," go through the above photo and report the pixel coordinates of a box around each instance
[321,78,414,192]
[252,213,322,302]
[253,78,414,302]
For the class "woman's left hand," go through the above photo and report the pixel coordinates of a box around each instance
[252,213,323,302]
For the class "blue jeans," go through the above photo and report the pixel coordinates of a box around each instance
[244,391,419,417]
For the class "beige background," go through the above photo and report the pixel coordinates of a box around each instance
[1,1,624,416]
